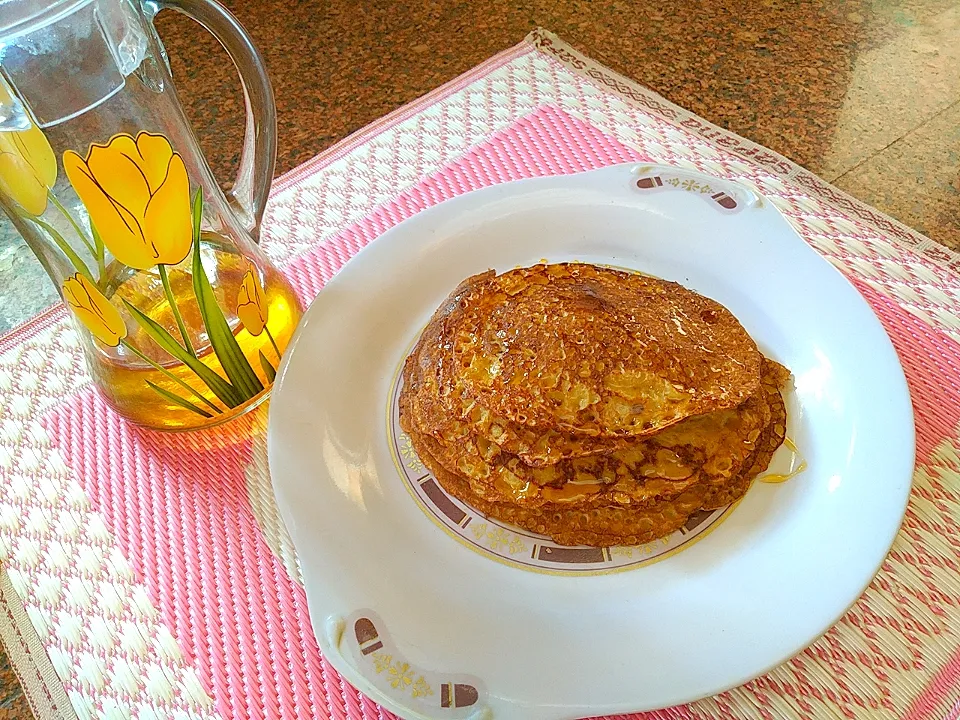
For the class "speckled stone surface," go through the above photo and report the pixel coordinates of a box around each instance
[835,98,960,248]
[817,3,960,179]
[0,1,958,715]
[158,0,959,183]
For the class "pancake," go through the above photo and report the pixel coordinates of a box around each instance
[417,446,708,547]
[403,264,765,466]
[449,263,763,437]
[702,358,789,509]
[402,306,630,465]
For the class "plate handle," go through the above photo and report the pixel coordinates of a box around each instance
[329,610,491,719]
[632,164,761,214]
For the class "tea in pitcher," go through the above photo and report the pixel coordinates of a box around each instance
[88,236,302,430]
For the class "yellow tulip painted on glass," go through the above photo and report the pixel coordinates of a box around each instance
[237,269,266,336]
[63,132,192,269]
[0,124,57,216]
[63,273,127,347]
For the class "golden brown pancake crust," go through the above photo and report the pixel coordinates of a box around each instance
[412,367,786,546]
[403,264,765,466]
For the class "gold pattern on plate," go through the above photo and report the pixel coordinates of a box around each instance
[399,433,426,473]
[372,652,435,701]
[471,522,529,555]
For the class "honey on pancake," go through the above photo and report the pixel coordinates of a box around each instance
[404,264,762,466]
[541,482,604,503]
[497,478,540,502]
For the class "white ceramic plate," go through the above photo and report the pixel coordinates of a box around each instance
[268,164,914,720]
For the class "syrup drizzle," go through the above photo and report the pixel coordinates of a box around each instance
[760,438,806,484]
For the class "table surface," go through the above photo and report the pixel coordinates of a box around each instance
[1,0,958,715]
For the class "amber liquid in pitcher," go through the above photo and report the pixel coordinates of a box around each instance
[89,235,302,431]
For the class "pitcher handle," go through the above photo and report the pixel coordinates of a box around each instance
[147,0,277,243]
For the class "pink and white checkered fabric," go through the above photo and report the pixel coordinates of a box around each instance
[1,28,958,720]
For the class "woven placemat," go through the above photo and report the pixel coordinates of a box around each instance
[1,28,958,720]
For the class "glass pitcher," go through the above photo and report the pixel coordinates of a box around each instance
[0,0,303,430]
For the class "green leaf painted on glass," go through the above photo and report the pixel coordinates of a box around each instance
[47,191,98,260]
[158,263,195,357]
[90,222,106,278]
[259,350,277,383]
[123,299,242,408]
[121,339,222,415]
[29,216,95,284]
[189,190,264,400]
[265,326,282,360]
[146,380,213,418]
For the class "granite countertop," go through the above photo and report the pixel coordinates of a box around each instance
[1,0,958,335]
[1,0,958,715]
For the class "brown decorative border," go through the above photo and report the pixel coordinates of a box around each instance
[0,573,76,720]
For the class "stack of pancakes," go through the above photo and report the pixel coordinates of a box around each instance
[399,263,790,547]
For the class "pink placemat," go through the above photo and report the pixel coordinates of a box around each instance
[1,28,958,720]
